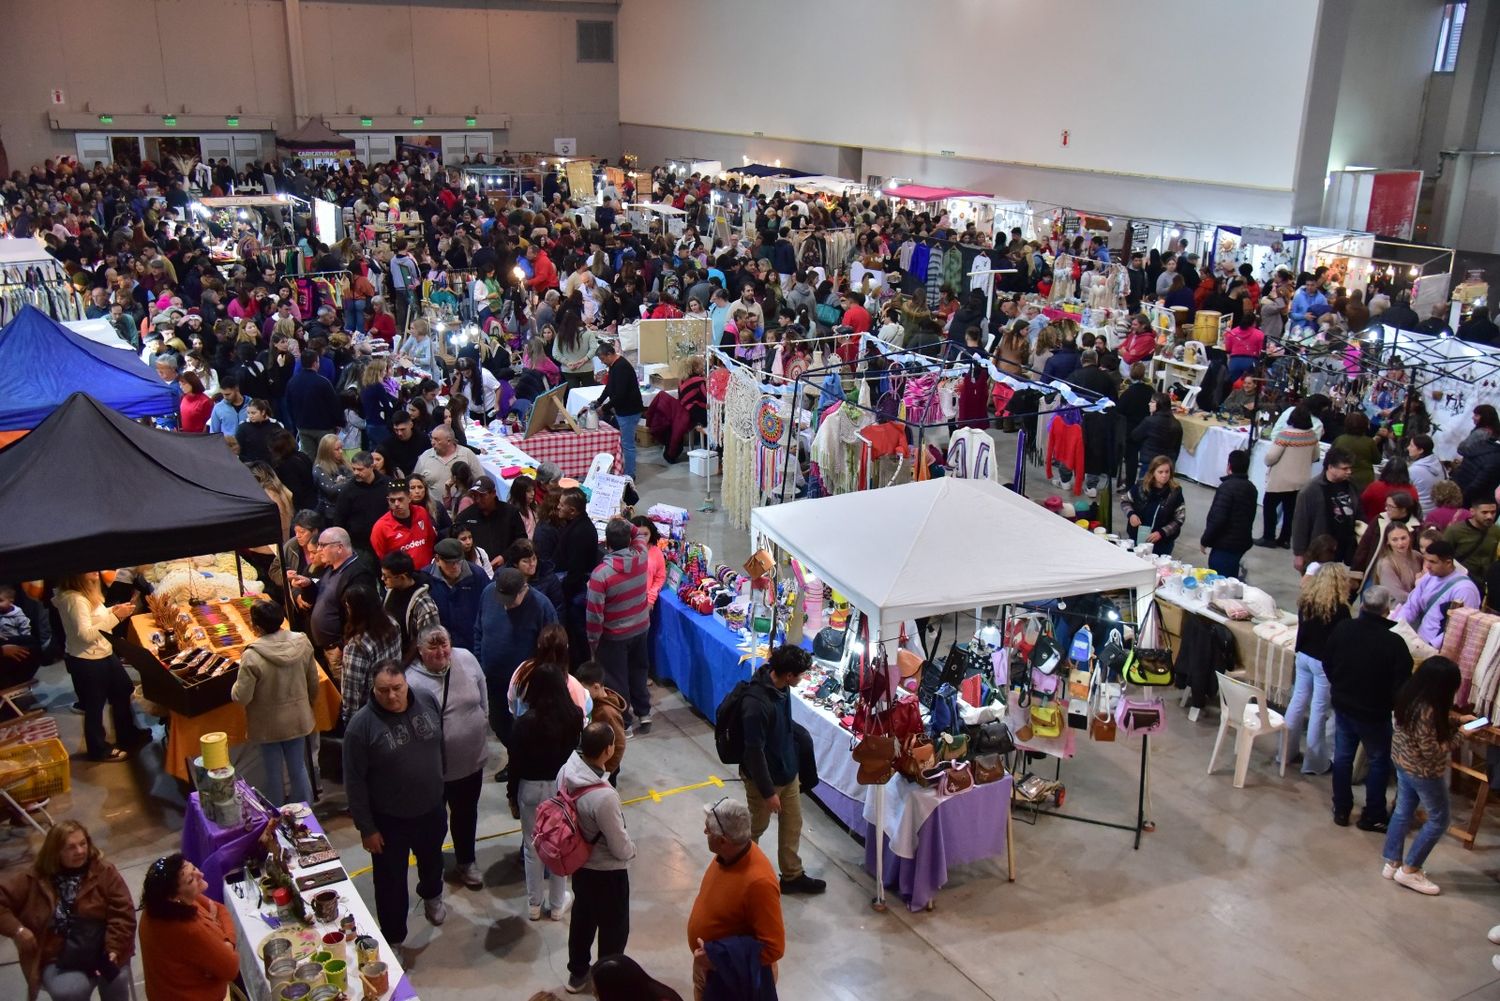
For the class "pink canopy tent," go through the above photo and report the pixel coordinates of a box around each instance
[883,184,993,202]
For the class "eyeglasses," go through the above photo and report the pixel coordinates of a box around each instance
[707,796,731,836]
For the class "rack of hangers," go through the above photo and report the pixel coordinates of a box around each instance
[0,279,86,324]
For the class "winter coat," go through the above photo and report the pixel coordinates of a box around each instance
[0,859,137,1001]
[426,560,486,651]
[406,648,490,781]
[1454,438,1500,506]
[231,628,320,743]
[556,750,636,870]
[1323,612,1413,722]
[1130,411,1182,466]
[1200,472,1259,553]
[590,687,629,773]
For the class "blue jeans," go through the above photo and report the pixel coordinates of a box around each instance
[344,298,367,334]
[1282,653,1333,773]
[42,963,130,1001]
[261,736,313,807]
[1382,767,1451,869]
[1333,711,1392,821]
[616,411,641,479]
[1206,548,1246,579]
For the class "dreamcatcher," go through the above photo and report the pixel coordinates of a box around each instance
[722,366,762,528]
[755,395,793,501]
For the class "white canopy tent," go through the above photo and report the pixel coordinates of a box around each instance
[751,478,1157,635]
[0,237,63,273]
[63,318,134,353]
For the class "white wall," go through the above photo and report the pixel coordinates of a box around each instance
[1325,0,1446,172]
[620,0,1321,194]
[0,0,621,170]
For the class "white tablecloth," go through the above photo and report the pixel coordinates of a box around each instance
[1174,425,1326,496]
[789,691,946,858]
[223,816,413,1001]
[565,383,662,414]
[466,423,540,484]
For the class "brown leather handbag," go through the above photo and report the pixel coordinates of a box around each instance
[972,755,1007,785]
[938,760,974,796]
[898,733,936,782]
[851,734,898,785]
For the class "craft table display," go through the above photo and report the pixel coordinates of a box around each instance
[565,382,661,415]
[128,611,341,781]
[789,692,1012,912]
[467,423,540,485]
[1153,592,1296,702]
[652,592,1011,911]
[517,425,623,479]
[216,806,417,1001]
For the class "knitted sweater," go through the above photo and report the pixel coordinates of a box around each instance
[586,525,650,646]
[686,843,785,967]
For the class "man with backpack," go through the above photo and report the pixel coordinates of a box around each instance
[718,645,825,896]
[553,721,634,994]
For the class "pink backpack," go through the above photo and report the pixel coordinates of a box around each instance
[533,782,608,875]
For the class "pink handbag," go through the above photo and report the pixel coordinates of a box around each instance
[1114,696,1166,736]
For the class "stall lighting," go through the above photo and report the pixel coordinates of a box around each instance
[225,116,239,127]
[97,114,113,125]
[512,266,525,281]
[237,209,249,220]
[1410,266,1420,277]
[360,116,373,127]
[465,116,477,127]
[411,116,425,126]
[162,115,177,126]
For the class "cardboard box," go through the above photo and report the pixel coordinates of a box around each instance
[650,372,681,391]
[635,423,655,447]
[688,448,719,476]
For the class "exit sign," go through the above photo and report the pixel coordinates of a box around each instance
[939,150,955,157]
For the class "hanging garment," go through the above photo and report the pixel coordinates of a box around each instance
[969,252,992,292]
[946,427,997,482]
[956,370,989,428]
[941,246,965,299]
[909,244,932,292]
[1044,413,1085,496]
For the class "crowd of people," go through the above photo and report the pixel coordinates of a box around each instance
[9,144,1500,992]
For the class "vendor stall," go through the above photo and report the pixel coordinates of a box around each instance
[198,798,416,1001]
[274,119,355,169]
[625,201,687,237]
[747,478,1160,906]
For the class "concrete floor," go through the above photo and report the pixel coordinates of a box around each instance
[4,430,1500,1000]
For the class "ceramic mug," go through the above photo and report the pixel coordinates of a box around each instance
[360,961,390,997]
[323,960,347,991]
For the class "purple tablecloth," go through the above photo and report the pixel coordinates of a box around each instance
[182,792,272,903]
[810,774,1011,911]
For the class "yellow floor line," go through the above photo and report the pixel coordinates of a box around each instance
[346,774,726,878]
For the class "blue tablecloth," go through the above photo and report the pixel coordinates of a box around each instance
[653,590,762,721]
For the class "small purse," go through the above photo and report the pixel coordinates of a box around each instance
[937,760,974,797]
[1123,602,1175,687]
[967,719,1015,755]
[972,755,1007,785]
[1029,702,1063,739]
[1115,695,1167,736]
[852,734,898,785]
[898,732,936,781]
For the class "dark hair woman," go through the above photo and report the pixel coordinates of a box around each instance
[592,954,684,1001]
[506,661,585,920]
[338,584,402,721]
[1121,455,1186,556]
[137,854,239,1001]
[1383,656,1464,895]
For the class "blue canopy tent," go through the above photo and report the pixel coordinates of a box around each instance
[0,305,176,431]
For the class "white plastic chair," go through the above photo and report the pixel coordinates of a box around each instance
[583,451,615,489]
[1207,671,1288,788]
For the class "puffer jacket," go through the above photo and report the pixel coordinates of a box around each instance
[231,628,320,743]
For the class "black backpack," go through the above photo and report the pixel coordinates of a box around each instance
[714,680,755,765]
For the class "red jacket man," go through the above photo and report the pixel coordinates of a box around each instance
[526,247,558,293]
[369,482,437,569]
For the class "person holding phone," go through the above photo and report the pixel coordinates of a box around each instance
[53,574,151,762]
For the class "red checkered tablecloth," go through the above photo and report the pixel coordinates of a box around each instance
[520,425,623,479]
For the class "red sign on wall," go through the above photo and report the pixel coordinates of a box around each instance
[1365,170,1422,240]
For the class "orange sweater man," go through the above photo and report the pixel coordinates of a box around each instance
[687,798,784,999]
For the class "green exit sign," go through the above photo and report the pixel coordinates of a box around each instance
[98,114,113,125]
[466,116,477,127]
[411,117,424,127]
[162,115,177,126]
[225,116,239,127]
[360,116,373,127]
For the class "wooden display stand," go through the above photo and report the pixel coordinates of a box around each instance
[1449,715,1500,850]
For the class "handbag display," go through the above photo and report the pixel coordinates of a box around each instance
[937,760,974,797]
[898,732,937,782]
[966,719,1015,755]
[1115,695,1167,736]
[1123,602,1175,687]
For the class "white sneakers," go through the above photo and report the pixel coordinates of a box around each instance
[1392,868,1440,895]
[1381,861,1398,880]
[548,891,574,922]
[528,903,543,921]
[1487,925,1500,945]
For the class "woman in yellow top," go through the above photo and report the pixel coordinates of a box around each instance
[52,574,151,762]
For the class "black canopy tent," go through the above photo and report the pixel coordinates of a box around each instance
[0,394,282,581]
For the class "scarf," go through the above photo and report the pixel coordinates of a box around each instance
[52,865,87,933]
